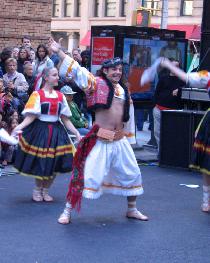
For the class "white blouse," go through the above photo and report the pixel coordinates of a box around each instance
[22,90,72,122]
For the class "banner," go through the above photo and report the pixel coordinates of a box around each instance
[91,37,115,74]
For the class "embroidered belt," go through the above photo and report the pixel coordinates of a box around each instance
[97,128,125,142]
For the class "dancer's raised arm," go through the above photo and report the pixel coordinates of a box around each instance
[48,37,95,92]
[141,57,210,90]
[161,58,210,89]
[160,58,187,83]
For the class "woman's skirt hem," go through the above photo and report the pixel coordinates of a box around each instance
[189,164,210,176]
[14,167,71,180]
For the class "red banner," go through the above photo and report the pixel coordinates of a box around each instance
[92,37,115,65]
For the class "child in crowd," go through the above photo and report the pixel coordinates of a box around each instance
[9,110,19,122]
[0,78,18,122]
[1,117,19,166]
[1,92,14,122]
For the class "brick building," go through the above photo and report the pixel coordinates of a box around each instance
[0,0,52,50]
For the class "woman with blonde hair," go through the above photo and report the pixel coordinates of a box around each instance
[13,66,81,202]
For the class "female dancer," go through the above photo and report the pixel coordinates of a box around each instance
[150,57,210,212]
[13,66,81,202]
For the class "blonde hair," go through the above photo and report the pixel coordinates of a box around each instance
[5,57,17,66]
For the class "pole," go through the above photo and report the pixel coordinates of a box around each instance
[161,0,168,29]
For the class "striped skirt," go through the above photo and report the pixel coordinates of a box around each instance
[190,109,210,176]
[14,119,75,180]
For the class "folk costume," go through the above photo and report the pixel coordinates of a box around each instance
[59,56,143,211]
[187,71,210,176]
[14,89,75,179]
[183,71,210,212]
[141,61,210,176]
[142,59,210,214]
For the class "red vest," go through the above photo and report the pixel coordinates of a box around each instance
[38,89,63,115]
[85,77,130,122]
[86,77,111,109]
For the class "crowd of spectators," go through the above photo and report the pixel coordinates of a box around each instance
[0,36,91,167]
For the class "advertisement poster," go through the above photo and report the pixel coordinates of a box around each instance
[91,37,115,74]
[123,38,186,97]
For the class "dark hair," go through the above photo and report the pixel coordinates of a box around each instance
[8,116,19,131]
[96,64,127,86]
[0,47,12,62]
[18,47,30,61]
[22,36,31,43]
[81,50,90,57]
[169,57,179,64]
[102,57,123,68]
[36,44,48,61]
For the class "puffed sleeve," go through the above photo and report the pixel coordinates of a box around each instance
[59,56,96,92]
[123,101,136,145]
[186,70,210,89]
[22,91,41,116]
[60,95,72,117]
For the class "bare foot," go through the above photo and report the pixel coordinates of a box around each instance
[126,210,149,221]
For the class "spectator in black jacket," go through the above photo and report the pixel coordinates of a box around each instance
[17,47,31,74]
[153,58,185,152]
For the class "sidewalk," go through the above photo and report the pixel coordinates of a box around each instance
[133,121,158,162]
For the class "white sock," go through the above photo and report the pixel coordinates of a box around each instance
[127,201,137,213]
[63,202,72,216]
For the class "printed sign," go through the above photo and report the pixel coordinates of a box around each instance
[91,37,115,74]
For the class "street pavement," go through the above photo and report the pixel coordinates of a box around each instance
[1,164,210,263]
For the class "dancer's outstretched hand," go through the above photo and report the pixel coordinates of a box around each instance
[160,57,171,68]
[11,127,22,137]
[75,132,82,143]
[48,37,61,53]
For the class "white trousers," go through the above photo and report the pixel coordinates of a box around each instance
[83,137,144,199]
[153,106,161,151]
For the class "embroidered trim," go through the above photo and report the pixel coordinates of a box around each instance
[13,167,66,180]
[193,141,210,154]
[84,184,143,192]
[124,132,135,138]
[189,164,210,175]
[19,136,75,158]
[66,60,75,77]
[25,91,39,110]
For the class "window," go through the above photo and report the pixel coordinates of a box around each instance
[143,0,159,16]
[94,0,100,17]
[181,0,193,16]
[105,0,116,17]
[75,0,81,17]
[64,0,72,17]
[52,0,59,17]
[121,0,128,17]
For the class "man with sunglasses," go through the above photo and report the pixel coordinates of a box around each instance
[49,38,148,224]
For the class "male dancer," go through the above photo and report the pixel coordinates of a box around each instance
[49,38,148,224]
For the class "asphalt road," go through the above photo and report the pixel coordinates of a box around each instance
[0,165,210,263]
